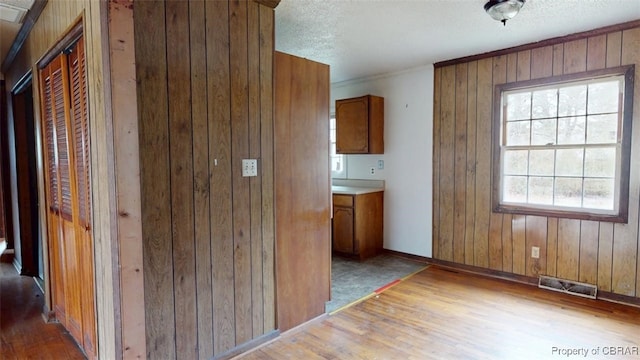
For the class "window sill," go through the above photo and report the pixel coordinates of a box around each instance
[494,204,627,224]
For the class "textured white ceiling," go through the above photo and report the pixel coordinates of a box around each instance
[0,0,35,74]
[275,0,640,83]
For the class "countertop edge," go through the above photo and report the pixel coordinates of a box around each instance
[331,186,385,195]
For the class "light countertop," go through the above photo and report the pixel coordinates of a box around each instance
[332,185,384,195]
[331,179,385,195]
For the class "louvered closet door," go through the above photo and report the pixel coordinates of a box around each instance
[39,56,67,322]
[41,53,84,342]
[39,36,95,358]
[68,36,96,357]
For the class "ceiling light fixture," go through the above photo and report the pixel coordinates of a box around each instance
[484,0,526,26]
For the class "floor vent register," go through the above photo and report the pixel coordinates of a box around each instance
[538,275,597,299]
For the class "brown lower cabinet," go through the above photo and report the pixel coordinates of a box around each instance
[332,191,383,260]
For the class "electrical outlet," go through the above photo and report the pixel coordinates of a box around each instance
[531,246,540,259]
[242,159,258,177]
[370,167,375,175]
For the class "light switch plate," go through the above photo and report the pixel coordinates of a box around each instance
[242,159,258,177]
[531,246,540,259]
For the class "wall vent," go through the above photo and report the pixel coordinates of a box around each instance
[538,275,597,299]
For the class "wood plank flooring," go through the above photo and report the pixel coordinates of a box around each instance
[0,258,85,359]
[236,265,640,360]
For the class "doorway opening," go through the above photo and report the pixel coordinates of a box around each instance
[327,117,427,313]
[7,75,43,280]
[0,79,12,257]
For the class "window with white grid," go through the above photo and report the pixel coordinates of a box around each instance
[493,66,634,223]
[330,116,347,178]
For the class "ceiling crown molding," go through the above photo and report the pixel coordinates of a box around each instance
[254,0,280,9]
[434,19,640,69]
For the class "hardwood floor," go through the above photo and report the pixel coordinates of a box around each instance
[2,259,638,359]
[0,257,86,359]
[236,265,640,360]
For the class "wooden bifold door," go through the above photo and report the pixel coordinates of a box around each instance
[38,34,96,359]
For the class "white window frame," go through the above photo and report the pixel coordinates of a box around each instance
[492,65,634,223]
[330,115,347,178]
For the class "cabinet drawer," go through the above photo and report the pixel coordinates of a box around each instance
[333,194,353,207]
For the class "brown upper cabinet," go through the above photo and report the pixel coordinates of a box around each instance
[335,94,384,154]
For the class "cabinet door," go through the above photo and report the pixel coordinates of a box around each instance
[332,206,354,253]
[336,96,369,153]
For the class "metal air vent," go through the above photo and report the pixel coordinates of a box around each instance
[538,275,597,299]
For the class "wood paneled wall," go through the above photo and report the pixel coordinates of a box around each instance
[134,1,276,358]
[4,1,122,358]
[105,1,146,358]
[433,22,640,299]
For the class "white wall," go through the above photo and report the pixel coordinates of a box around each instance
[331,65,434,257]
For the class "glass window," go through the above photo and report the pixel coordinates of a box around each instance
[330,116,347,178]
[493,66,634,223]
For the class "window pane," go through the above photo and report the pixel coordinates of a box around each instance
[557,116,585,144]
[529,149,554,176]
[506,121,530,145]
[555,149,584,177]
[584,147,616,178]
[558,85,587,116]
[506,92,531,121]
[588,80,619,114]
[586,114,618,144]
[583,178,614,210]
[554,177,583,207]
[532,89,557,119]
[497,71,627,219]
[531,119,556,145]
[529,177,553,205]
[503,176,527,203]
[330,116,345,176]
[504,150,528,175]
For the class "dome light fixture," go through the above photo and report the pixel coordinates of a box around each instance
[484,0,526,26]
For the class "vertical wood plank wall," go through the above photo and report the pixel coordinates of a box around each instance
[433,23,640,299]
[134,1,276,358]
[4,1,121,358]
[105,0,146,358]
